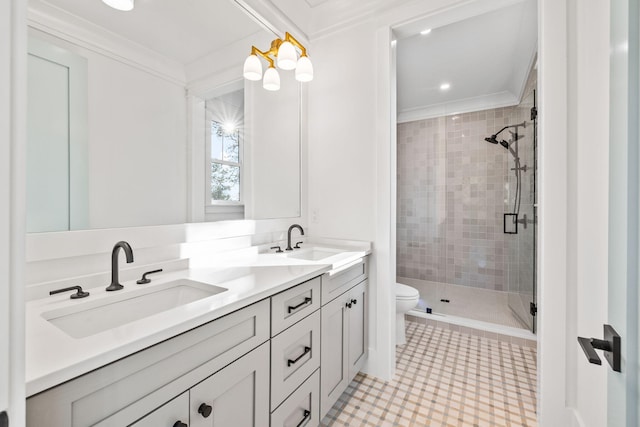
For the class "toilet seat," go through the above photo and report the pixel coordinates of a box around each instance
[396,283,419,299]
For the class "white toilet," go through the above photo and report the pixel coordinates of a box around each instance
[395,283,420,345]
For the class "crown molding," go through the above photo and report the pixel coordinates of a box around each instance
[398,91,518,123]
[28,4,186,86]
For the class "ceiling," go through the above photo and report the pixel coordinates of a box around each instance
[267,0,415,38]
[29,0,271,65]
[396,0,537,121]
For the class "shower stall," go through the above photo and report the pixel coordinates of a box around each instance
[396,75,537,332]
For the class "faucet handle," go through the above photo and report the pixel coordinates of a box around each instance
[50,285,90,299]
[271,245,283,253]
[137,269,163,284]
[294,241,303,249]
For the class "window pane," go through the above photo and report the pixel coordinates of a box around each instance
[211,162,240,202]
[211,122,223,161]
[223,129,239,163]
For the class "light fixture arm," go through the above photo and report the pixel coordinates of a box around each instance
[251,46,275,68]
[283,32,308,57]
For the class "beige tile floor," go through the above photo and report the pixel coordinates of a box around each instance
[321,320,537,426]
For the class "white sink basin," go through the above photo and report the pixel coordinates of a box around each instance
[42,279,227,338]
[285,247,342,261]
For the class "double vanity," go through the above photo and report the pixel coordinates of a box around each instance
[25,240,370,427]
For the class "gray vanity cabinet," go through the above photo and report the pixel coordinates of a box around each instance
[27,300,271,427]
[319,260,368,420]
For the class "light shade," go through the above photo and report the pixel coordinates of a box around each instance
[263,67,280,91]
[277,41,297,70]
[102,0,134,11]
[295,56,314,82]
[243,55,262,81]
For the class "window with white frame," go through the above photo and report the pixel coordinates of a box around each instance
[205,88,243,207]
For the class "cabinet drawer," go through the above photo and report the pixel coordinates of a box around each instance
[271,310,321,410]
[271,369,320,427]
[129,392,188,427]
[271,276,321,336]
[321,258,367,304]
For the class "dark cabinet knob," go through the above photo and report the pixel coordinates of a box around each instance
[351,298,357,305]
[345,302,352,308]
[198,403,213,418]
[173,421,187,427]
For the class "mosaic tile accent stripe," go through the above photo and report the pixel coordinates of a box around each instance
[321,321,537,426]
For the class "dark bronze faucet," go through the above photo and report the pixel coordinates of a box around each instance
[106,241,134,291]
[286,224,304,251]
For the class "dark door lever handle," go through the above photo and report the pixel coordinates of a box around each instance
[577,324,621,372]
[578,337,602,365]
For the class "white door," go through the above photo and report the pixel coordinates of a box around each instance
[575,0,640,427]
[606,1,639,425]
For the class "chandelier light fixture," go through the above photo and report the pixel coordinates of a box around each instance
[243,32,313,91]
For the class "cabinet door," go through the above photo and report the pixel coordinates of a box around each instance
[190,342,269,427]
[347,280,367,382]
[320,294,349,419]
[129,392,189,427]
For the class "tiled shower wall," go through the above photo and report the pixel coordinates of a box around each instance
[397,83,536,293]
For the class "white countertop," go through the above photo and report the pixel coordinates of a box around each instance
[25,242,370,397]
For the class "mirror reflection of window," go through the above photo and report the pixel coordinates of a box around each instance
[210,121,240,202]
[205,88,244,206]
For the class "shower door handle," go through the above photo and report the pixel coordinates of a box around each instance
[504,213,518,234]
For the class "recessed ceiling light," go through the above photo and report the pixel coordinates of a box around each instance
[420,28,432,35]
[440,83,451,91]
[102,0,134,11]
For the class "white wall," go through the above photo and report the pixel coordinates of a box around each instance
[28,28,188,230]
[307,19,385,375]
[307,21,377,242]
[246,72,301,220]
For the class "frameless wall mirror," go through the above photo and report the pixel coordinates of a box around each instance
[26,0,301,232]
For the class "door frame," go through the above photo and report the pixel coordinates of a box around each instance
[1,0,27,425]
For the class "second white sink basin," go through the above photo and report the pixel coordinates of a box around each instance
[43,279,227,338]
[285,247,342,261]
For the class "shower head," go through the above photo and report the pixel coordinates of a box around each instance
[484,135,509,149]
[484,135,499,144]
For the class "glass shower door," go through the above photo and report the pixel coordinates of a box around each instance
[506,84,537,332]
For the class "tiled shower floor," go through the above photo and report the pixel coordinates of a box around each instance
[399,278,529,329]
[321,320,538,426]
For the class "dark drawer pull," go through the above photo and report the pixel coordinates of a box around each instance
[296,409,311,427]
[198,403,212,418]
[288,297,312,313]
[287,346,311,366]
[173,421,187,427]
